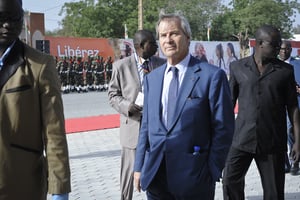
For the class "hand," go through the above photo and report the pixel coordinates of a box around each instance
[129,103,142,115]
[134,172,141,192]
[52,193,69,200]
[296,85,300,95]
[290,143,300,163]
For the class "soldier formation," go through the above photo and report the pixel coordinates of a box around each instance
[56,55,113,94]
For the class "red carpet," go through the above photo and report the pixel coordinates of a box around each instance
[65,114,120,134]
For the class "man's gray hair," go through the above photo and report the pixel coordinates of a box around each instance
[155,11,192,40]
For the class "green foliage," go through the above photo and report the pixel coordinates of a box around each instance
[211,0,300,41]
[208,0,300,57]
[54,0,222,40]
[161,0,222,40]
[49,0,299,43]
[58,0,138,38]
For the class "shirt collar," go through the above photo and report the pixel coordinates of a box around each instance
[284,56,291,64]
[166,53,190,73]
[134,52,150,65]
[0,40,16,67]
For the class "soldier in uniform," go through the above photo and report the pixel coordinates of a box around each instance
[56,57,62,78]
[93,56,106,91]
[84,56,94,91]
[59,56,70,93]
[104,56,113,91]
[68,56,76,92]
[74,57,87,93]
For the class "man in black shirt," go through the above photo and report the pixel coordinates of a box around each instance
[223,25,300,200]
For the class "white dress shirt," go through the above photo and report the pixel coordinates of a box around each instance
[161,54,190,127]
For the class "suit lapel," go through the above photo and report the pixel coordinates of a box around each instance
[150,64,167,130]
[148,57,155,72]
[129,55,141,89]
[260,63,276,78]
[0,40,24,91]
[246,56,260,76]
[149,56,164,71]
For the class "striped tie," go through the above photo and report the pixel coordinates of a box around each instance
[138,61,150,87]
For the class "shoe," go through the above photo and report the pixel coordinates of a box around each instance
[285,167,291,173]
[285,161,291,173]
[290,162,299,176]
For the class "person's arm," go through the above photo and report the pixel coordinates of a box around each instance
[40,56,71,194]
[108,62,142,117]
[229,62,238,107]
[287,106,300,162]
[133,75,150,191]
[286,67,300,163]
[208,69,235,181]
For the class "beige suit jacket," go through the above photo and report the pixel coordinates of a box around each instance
[108,54,166,149]
[0,40,71,199]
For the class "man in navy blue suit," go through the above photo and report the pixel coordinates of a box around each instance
[133,12,234,200]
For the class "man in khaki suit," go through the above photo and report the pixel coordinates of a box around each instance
[108,29,166,200]
[0,0,71,199]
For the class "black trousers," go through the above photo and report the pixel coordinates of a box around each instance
[146,158,176,200]
[222,147,285,200]
[146,157,215,200]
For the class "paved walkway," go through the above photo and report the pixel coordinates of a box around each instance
[47,128,300,200]
[46,92,300,199]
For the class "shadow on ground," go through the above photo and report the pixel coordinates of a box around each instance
[69,149,121,159]
[247,192,300,200]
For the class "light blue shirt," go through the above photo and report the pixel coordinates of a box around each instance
[52,194,69,200]
[0,40,16,70]
[161,54,190,127]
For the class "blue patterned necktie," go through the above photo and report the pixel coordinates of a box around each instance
[142,60,150,74]
[167,66,178,129]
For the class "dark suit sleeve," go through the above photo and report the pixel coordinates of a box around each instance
[208,69,234,181]
[229,62,238,107]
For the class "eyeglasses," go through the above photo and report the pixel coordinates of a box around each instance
[262,40,282,50]
[279,47,292,51]
[0,15,23,24]
[148,41,158,47]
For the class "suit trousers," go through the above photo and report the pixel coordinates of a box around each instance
[146,157,214,200]
[222,147,285,200]
[120,147,135,200]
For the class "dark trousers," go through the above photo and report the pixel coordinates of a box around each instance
[146,158,214,200]
[286,116,299,168]
[222,147,285,200]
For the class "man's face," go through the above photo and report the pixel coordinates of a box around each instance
[0,0,23,46]
[278,43,292,61]
[141,38,158,59]
[158,18,190,64]
[260,33,282,60]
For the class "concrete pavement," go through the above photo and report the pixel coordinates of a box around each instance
[48,92,300,199]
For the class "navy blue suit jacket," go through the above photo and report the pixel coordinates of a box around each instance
[290,57,300,104]
[134,56,234,196]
